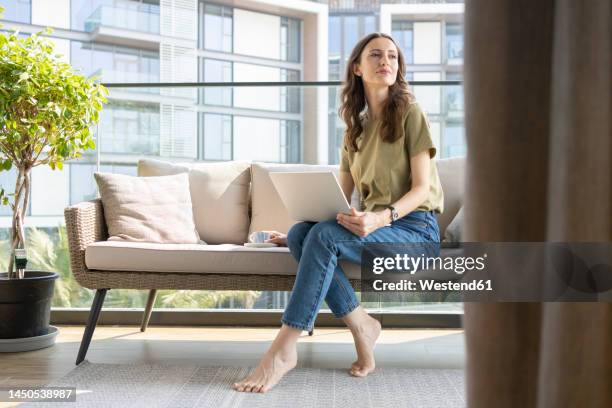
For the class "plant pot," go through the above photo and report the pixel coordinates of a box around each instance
[0,271,58,341]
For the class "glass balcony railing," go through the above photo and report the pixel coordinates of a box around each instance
[90,69,160,93]
[84,1,160,34]
[97,130,161,155]
[92,68,159,84]
[0,81,464,315]
[0,0,31,24]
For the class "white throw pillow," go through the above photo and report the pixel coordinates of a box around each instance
[138,159,251,245]
[94,172,201,244]
[249,162,361,235]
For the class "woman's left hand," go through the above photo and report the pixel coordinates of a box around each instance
[336,208,385,238]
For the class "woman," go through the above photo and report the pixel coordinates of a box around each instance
[232,32,444,393]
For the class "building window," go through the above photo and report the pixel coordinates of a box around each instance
[327,87,344,166]
[139,50,160,83]
[329,16,341,59]
[329,16,341,80]
[392,21,414,65]
[69,163,97,205]
[98,101,160,155]
[280,17,300,62]
[280,69,300,113]
[328,14,378,80]
[343,15,359,60]
[280,120,301,163]
[200,3,233,52]
[200,58,232,106]
[364,15,375,35]
[1,0,31,24]
[329,58,341,81]
[445,72,463,115]
[70,41,160,84]
[442,123,466,158]
[412,71,442,114]
[446,23,463,64]
[71,0,160,33]
[201,113,232,160]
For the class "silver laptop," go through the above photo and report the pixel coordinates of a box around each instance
[269,172,352,222]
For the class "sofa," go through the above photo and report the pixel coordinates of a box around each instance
[65,157,465,365]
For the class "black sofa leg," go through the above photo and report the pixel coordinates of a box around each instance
[308,329,314,336]
[140,289,157,332]
[76,288,108,365]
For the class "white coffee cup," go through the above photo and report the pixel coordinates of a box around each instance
[249,231,272,244]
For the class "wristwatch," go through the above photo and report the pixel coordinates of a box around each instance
[387,205,399,222]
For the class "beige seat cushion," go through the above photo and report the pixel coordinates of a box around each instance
[250,162,361,235]
[85,241,308,275]
[85,241,461,281]
[138,159,251,245]
[85,240,363,279]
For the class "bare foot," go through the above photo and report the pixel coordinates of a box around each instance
[349,316,381,377]
[232,345,297,393]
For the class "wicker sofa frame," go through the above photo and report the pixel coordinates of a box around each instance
[65,199,363,365]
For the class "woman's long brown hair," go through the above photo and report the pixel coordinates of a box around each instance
[339,32,414,152]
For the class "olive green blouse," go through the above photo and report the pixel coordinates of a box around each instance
[340,102,444,214]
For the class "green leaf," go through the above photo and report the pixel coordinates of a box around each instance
[0,159,12,171]
[0,28,106,175]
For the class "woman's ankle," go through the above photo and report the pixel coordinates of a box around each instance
[341,306,373,332]
[267,325,302,352]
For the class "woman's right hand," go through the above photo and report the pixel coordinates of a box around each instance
[264,231,287,246]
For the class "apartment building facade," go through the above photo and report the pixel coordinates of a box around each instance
[0,0,328,226]
[1,0,465,223]
[1,0,464,310]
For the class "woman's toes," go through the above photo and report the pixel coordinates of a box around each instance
[249,384,258,393]
[349,363,375,377]
[232,351,297,393]
[353,370,368,378]
[233,378,253,392]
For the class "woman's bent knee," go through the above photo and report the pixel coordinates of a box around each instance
[309,220,348,244]
[287,222,314,248]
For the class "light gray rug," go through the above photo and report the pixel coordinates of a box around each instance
[21,361,465,407]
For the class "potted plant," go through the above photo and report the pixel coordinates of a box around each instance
[0,7,107,351]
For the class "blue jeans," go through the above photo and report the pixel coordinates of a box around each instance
[281,210,440,331]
